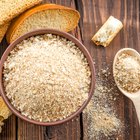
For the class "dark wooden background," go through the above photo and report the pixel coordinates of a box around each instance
[0,0,140,139]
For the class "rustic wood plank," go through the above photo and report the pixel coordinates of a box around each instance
[0,115,16,140]
[76,0,140,140]
[17,118,44,140]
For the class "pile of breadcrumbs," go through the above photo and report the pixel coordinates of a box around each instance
[3,34,91,122]
[114,53,140,93]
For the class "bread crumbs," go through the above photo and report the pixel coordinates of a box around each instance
[3,34,91,122]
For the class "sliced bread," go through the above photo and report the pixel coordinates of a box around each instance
[6,4,80,43]
[0,23,10,43]
[0,0,42,26]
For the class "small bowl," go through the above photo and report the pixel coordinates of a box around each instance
[0,29,95,126]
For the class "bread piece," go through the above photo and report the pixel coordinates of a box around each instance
[0,97,11,120]
[0,116,4,122]
[92,16,123,47]
[0,23,10,42]
[0,0,42,26]
[6,4,80,43]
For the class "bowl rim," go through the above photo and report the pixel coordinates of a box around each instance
[0,29,95,126]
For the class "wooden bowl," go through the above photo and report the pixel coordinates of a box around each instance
[0,29,95,126]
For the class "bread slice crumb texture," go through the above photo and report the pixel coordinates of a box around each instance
[0,0,42,26]
[6,4,80,43]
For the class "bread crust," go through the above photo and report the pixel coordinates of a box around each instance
[6,4,80,43]
[0,97,11,120]
[0,0,42,26]
[0,23,10,42]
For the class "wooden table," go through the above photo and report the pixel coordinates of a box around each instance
[0,0,140,139]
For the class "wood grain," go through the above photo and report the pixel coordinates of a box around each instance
[76,0,140,140]
[0,0,140,140]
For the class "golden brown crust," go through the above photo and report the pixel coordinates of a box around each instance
[92,16,123,47]
[0,0,42,26]
[0,23,10,42]
[0,97,11,119]
[6,4,80,43]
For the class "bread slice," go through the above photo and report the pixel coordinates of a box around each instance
[0,0,42,26]
[6,4,80,43]
[0,23,10,42]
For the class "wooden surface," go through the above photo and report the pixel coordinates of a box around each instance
[0,0,139,139]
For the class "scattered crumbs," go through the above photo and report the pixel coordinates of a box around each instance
[83,67,123,140]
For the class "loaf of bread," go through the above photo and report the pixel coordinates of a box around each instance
[0,97,11,133]
[0,0,42,26]
[6,4,80,43]
[92,16,123,47]
[0,23,10,42]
